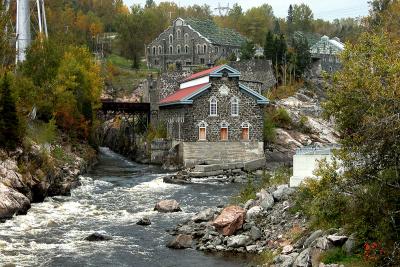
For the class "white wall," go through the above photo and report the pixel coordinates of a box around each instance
[290,154,332,187]
[180,76,209,89]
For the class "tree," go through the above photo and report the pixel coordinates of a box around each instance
[240,40,255,60]
[287,5,294,35]
[263,31,275,60]
[0,73,20,149]
[273,19,281,34]
[292,4,314,32]
[292,37,311,78]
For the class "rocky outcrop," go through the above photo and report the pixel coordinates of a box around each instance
[212,205,246,236]
[0,141,97,221]
[154,199,181,213]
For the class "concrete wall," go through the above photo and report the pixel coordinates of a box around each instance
[290,154,333,187]
[182,141,264,167]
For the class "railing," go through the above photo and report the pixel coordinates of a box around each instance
[295,144,340,155]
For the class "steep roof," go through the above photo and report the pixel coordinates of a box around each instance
[181,65,222,83]
[310,36,345,55]
[184,18,247,47]
[159,83,210,105]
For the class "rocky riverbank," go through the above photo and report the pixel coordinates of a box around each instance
[167,182,356,267]
[0,139,97,221]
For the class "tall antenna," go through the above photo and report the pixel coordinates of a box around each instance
[215,2,230,17]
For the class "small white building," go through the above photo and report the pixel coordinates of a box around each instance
[290,145,338,187]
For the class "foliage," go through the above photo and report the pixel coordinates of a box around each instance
[26,119,57,145]
[145,123,167,144]
[263,113,276,143]
[320,247,363,265]
[252,249,275,266]
[297,115,312,134]
[0,73,20,149]
[240,40,256,60]
[232,176,257,204]
[268,81,304,100]
[0,7,14,69]
[272,107,292,128]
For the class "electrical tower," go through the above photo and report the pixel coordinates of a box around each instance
[3,0,48,63]
[215,3,230,17]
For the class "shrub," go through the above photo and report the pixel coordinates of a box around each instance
[297,115,312,134]
[26,119,57,145]
[273,107,292,128]
[320,247,362,265]
[263,115,276,143]
[232,176,257,204]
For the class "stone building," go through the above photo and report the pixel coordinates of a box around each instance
[310,35,344,74]
[146,18,246,70]
[157,65,269,167]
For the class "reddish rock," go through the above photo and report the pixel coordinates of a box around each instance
[154,199,181,213]
[212,205,246,236]
[167,234,193,249]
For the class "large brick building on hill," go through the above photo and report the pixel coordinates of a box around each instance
[146,18,247,70]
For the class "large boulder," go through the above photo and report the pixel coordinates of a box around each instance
[167,234,193,249]
[154,199,181,213]
[212,205,246,236]
[272,184,295,201]
[0,183,31,219]
[260,192,275,210]
[327,235,348,246]
[294,248,311,267]
[227,234,251,248]
[304,230,324,248]
[136,217,151,226]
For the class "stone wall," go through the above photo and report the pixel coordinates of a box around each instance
[230,59,277,92]
[182,141,265,167]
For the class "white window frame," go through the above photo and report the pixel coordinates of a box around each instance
[152,46,156,55]
[231,97,239,116]
[209,97,218,116]
[203,44,207,54]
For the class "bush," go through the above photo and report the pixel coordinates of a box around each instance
[320,247,363,265]
[26,119,57,145]
[263,115,276,143]
[297,115,312,134]
[273,107,292,128]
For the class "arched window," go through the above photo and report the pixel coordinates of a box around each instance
[169,45,173,54]
[203,44,207,54]
[198,121,207,141]
[231,97,239,116]
[177,45,181,54]
[185,45,189,54]
[169,34,173,44]
[184,33,189,43]
[241,122,250,141]
[152,46,156,55]
[220,121,229,141]
[210,97,217,116]
[158,46,162,55]
[177,29,181,39]
[197,44,201,54]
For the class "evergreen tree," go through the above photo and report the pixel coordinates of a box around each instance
[0,73,20,150]
[276,34,287,66]
[240,40,255,60]
[273,19,281,34]
[263,31,275,61]
[287,5,294,35]
[293,37,311,77]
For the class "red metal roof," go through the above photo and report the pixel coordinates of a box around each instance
[159,83,209,104]
[181,65,222,82]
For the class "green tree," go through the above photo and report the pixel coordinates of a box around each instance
[292,36,311,78]
[287,4,294,35]
[263,31,275,60]
[292,4,314,32]
[0,73,20,149]
[240,40,255,60]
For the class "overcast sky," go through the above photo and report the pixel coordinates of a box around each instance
[122,0,370,21]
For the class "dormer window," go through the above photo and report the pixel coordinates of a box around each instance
[231,97,239,116]
[210,97,217,116]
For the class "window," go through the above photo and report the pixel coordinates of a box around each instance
[198,121,207,141]
[220,121,229,141]
[184,33,189,43]
[231,97,239,116]
[203,44,207,54]
[241,122,250,141]
[186,61,191,65]
[177,29,181,39]
[152,46,156,55]
[200,58,205,64]
[177,45,181,54]
[196,44,201,54]
[215,46,219,53]
[185,45,189,54]
[210,97,217,116]
[158,46,162,55]
[169,46,173,54]
[169,34,173,44]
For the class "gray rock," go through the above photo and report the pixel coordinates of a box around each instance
[294,248,311,267]
[84,233,112,241]
[282,244,294,254]
[272,184,295,201]
[342,234,356,254]
[327,235,348,246]
[246,244,257,252]
[244,199,255,210]
[246,206,263,221]
[304,230,324,248]
[312,237,332,250]
[227,234,251,248]
[0,183,31,219]
[191,208,215,222]
[154,199,181,213]
[136,217,151,226]
[249,226,262,241]
[260,193,275,210]
[243,221,255,231]
[167,234,193,249]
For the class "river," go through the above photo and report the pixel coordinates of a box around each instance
[0,147,251,267]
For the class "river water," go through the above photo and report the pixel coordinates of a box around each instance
[0,148,251,267]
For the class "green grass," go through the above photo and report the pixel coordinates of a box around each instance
[320,248,366,266]
[106,54,133,69]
